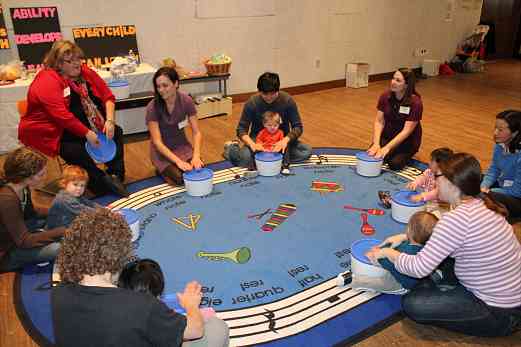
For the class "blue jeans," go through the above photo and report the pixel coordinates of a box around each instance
[2,217,60,272]
[227,139,312,168]
[4,241,60,271]
[402,278,521,337]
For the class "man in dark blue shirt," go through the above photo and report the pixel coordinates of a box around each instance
[224,72,311,169]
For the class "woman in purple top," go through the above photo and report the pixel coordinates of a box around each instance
[367,68,423,170]
[146,67,203,185]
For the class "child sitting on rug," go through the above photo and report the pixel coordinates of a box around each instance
[118,258,230,347]
[256,111,291,175]
[46,165,99,229]
[355,211,438,294]
[407,147,453,202]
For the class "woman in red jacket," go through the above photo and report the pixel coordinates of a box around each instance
[18,40,128,197]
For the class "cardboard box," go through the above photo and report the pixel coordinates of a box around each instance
[422,59,441,76]
[195,95,232,119]
[346,63,369,88]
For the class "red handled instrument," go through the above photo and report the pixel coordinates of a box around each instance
[344,205,385,216]
[360,213,375,235]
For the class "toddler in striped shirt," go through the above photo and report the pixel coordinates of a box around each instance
[408,148,453,202]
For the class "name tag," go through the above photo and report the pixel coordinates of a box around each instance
[399,106,410,115]
[503,180,514,187]
[63,87,70,97]
[178,118,188,129]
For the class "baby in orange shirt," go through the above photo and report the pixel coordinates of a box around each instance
[256,111,284,151]
[256,111,290,174]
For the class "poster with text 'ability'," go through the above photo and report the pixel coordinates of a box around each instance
[10,7,62,69]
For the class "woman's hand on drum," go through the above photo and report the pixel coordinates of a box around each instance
[365,246,380,264]
[367,144,380,156]
[366,247,385,264]
[406,181,417,190]
[409,194,424,202]
[103,120,115,140]
[177,160,193,172]
[191,156,204,170]
[86,130,100,147]
[177,280,203,311]
[379,233,407,249]
[367,247,400,264]
[374,146,390,159]
[481,187,490,194]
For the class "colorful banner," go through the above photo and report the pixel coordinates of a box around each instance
[10,7,62,69]
[0,4,9,49]
[72,25,140,67]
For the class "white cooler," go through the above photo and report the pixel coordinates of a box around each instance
[422,59,441,77]
[108,80,130,100]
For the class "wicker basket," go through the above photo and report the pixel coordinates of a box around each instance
[204,62,231,76]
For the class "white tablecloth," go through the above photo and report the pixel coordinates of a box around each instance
[0,63,156,154]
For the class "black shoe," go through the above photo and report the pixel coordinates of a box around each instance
[102,174,130,197]
[281,163,291,175]
[106,168,125,182]
[378,191,392,209]
[247,160,257,171]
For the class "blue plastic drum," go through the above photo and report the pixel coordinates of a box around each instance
[355,152,383,177]
[350,238,387,277]
[183,168,214,196]
[118,208,140,242]
[255,152,283,176]
[391,190,426,223]
[85,133,116,163]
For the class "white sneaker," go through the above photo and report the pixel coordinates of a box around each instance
[243,170,258,178]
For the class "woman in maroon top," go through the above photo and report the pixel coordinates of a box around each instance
[367,68,423,170]
[0,147,64,272]
[18,40,128,197]
[146,67,204,185]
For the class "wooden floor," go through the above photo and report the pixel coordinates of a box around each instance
[1,59,521,347]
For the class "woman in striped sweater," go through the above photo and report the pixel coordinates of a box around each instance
[368,153,521,337]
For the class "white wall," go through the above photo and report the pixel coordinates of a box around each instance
[0,0,483,94]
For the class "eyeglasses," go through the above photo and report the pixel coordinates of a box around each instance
[62,57,83,65]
